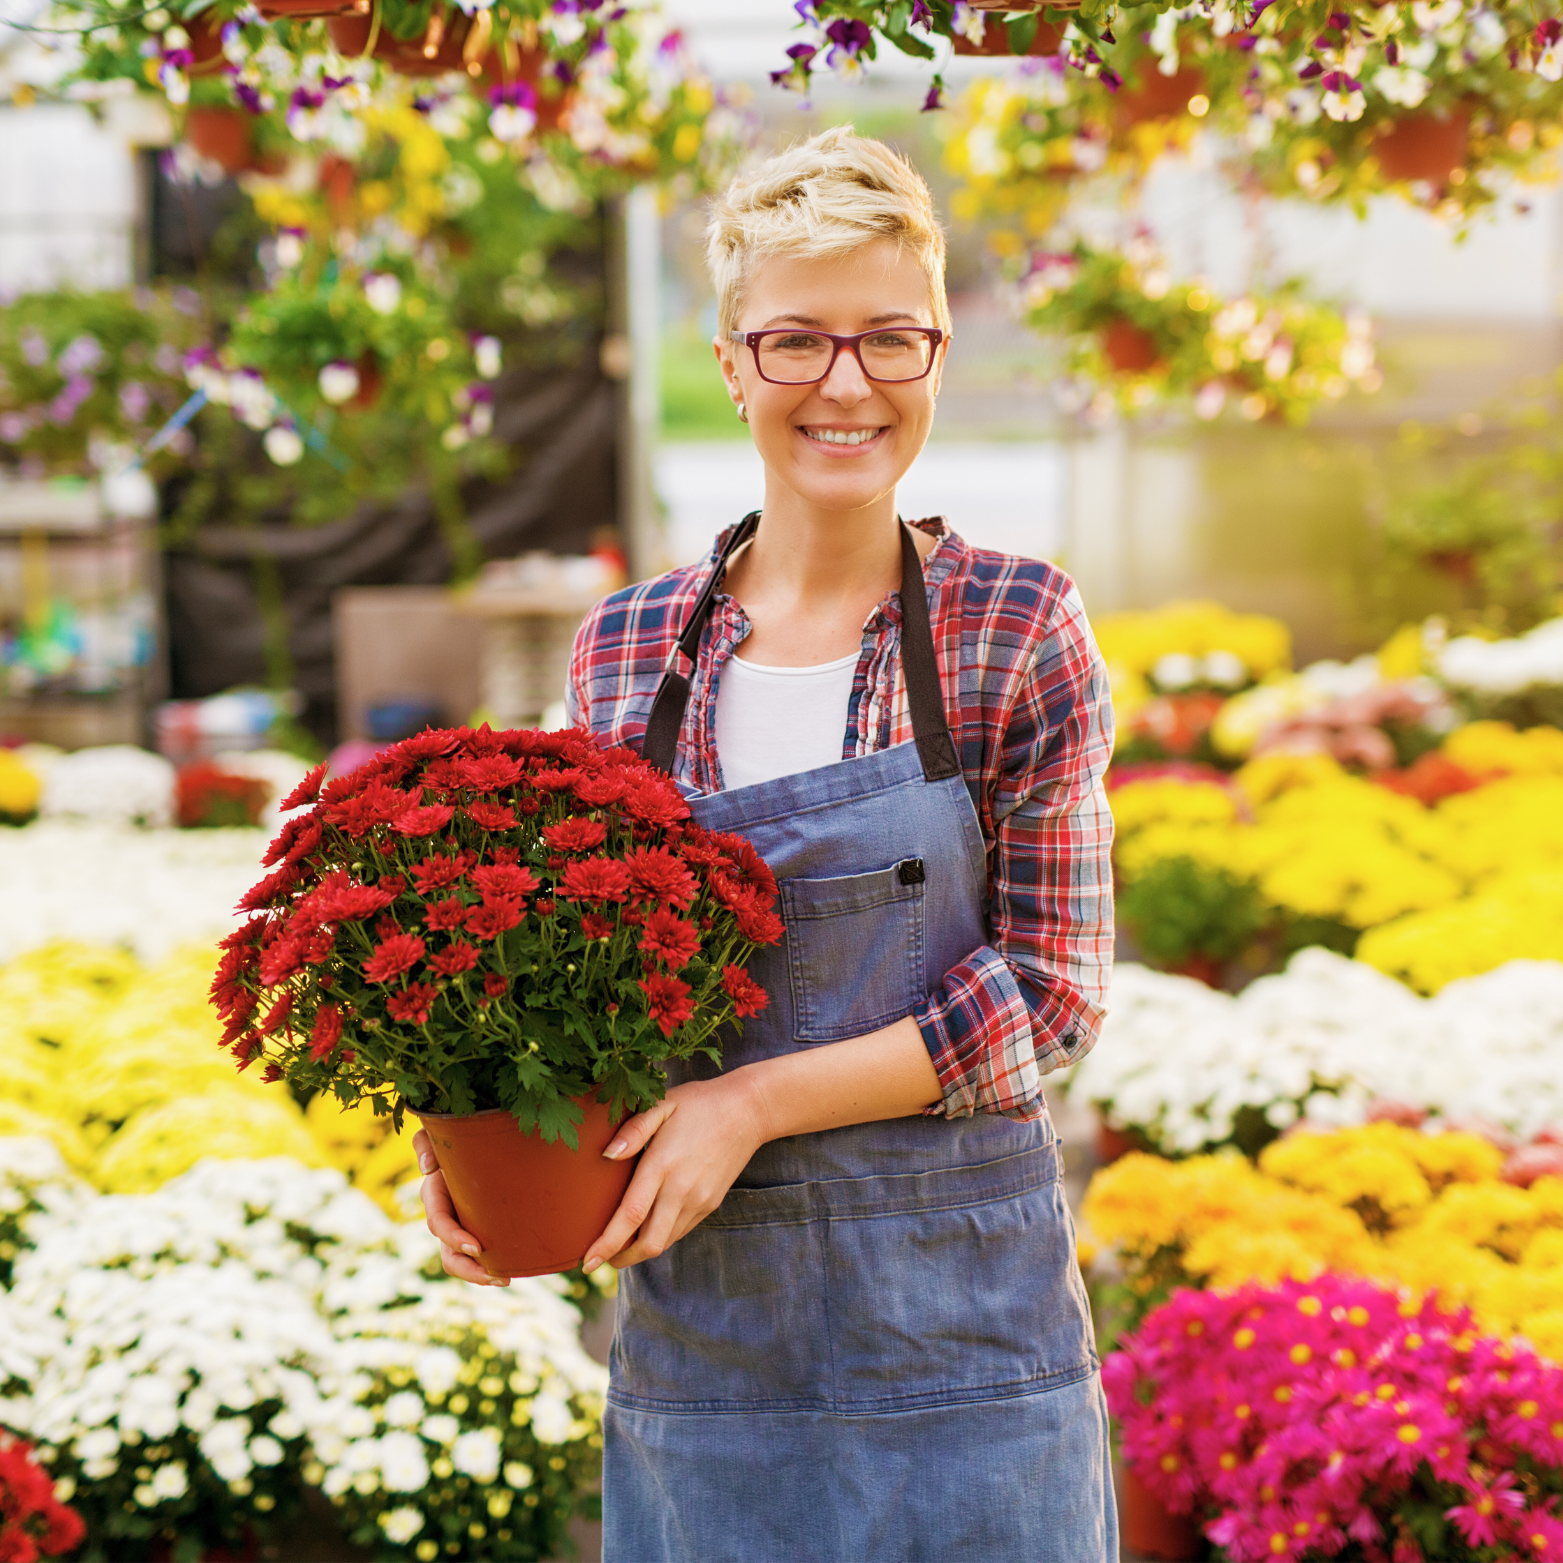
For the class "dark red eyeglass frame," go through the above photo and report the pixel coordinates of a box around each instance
[735,327,946,385]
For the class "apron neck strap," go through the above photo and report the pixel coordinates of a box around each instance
[641,517,960,784]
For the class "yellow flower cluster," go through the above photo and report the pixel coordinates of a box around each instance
[1113,749,1563,976]
[0,750,40,819]
[1084,1124,1563,1361]
[1093,601,1291,723]
[1444,719,1563,779]
[0,941,420,1208]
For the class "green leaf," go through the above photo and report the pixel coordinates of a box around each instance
[536,1091,584,1149]
[1007,13,1039,52]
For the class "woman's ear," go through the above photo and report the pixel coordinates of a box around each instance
[712,335,745,411]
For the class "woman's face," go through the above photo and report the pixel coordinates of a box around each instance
[714,239,947,515]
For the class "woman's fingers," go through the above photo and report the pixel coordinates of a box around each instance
[413,1127,438,1176]
[438,1241,510,1287]
[419,1166,486,1260]
[603,1099,674,1161]
[581,1156,665,1273]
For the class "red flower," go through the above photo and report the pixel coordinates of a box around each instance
[531,767,584,792]
[559,856,632,902]
[535,898,556,915]
[258,991,293,1036]
[421,756,468,791]
[471,864,540,899]
[410,851,474,895]
[424,897,469,933]
[621,778,690,828]
[543,819,608,852]
[639,906,700,969]
[238,862,305,912]
[639,971,694,1037]
[380,873,407,898]
[460,754,524,789]
[735,898,785,946]
[582,913,615,940]
[262,813,323,868]
[300,926,335,964]
[278,760,328,812]
[626,845,698,908]
[466,801,519,831]
[297,872,396,926]
[722,965,769,1018]
[492,846,521,866]
[325,780,415,837]
[309,1003,343,1061]
[707,869,752,914]
[395,803,456,837]
[466,898,524,939]
[429,940,480,976]
[363,931,425,982]
[258,936,306,986]
[711,832,779,901]
[575,772,628,807]
[387,982,439,1024]
[483,972,509,997]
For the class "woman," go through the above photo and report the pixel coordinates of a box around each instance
[418,127,1117,1561]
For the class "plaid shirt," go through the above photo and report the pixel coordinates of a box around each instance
[566,517,1114,1122]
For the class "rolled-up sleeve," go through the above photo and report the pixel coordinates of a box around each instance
[914,585,1115,1120]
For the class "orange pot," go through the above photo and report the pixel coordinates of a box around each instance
[1095,1117,1138,1165]
[1102,317,1162,373]
[183,107,253,176]
[1115,64,1207,126]
[1375,110,1469,183]
[952,16,1066,55]
[329,7,489,76]
[257,0,368,18]
[1120,1462,1205,1561]
[418,1096,634,1279]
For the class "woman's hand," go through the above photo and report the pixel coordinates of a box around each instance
[414,1128,511,1288]
[582,1073,771,1273]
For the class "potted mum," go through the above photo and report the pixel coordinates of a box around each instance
[213,725,782,1277]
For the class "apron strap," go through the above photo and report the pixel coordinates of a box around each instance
[641,516,959,785]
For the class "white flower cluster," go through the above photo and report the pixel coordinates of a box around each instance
[0,820,268,964]
[1439,617,1563,698]
[37,745,176,829]
[1060,950,1563,1152]
[0,1153,607,1556]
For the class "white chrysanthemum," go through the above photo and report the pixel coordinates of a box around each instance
[381,1391,424,1428]
[379,1506,426,1542]
[378,1430,431,1493]
[529,1390,575,1445]
[451,1427,501,1484]
[422,1414,460,1446]
[149,1462,189,1501]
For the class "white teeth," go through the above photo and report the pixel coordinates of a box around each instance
[804,428,879,446]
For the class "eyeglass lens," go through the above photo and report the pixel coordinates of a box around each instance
[755,331,934,384]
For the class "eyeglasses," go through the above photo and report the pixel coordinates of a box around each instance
[734,326,945,386]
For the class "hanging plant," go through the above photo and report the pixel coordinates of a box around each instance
[1018,240,1382,423]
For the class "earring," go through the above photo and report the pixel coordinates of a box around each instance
[736,402,748,423]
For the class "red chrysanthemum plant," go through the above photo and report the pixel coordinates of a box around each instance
[211,726,782,1145]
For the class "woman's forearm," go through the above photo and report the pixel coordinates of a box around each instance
[733,1015,943,1144]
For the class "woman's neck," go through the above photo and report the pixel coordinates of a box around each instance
[721,482,934,667]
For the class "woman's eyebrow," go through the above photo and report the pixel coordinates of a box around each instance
[756,311,925,328]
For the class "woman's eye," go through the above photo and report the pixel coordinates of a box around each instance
[772,333,827,351]
[865,333,913,349]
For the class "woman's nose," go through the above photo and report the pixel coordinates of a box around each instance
[818,346,873,404]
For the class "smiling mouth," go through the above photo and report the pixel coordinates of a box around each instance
[800,426,887,448]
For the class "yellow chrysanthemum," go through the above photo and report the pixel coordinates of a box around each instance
[1233,752,1346,807]
[94,1091,328,1194]
[1443,721,1563,781]
[0,750,41,818]
[1093,601,1292,682]
[1110,778,1238,836]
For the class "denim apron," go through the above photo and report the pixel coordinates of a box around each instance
[605,519,1116,1563]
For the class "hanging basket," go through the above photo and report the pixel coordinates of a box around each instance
[1119,1463,1207,1561]
[417,1096,634,1279]
[183,106,254,176]
[1101,317,1162,373]
[1374,110,1469,183]
[1115,64,1208,127]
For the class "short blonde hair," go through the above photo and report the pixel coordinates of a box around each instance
[705,125,950,338]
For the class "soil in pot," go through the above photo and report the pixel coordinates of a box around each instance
[1119,1462,1207,1561]
[1375,110,1469,183]
[1102,318,1162,374]
[419,1095,634,1279]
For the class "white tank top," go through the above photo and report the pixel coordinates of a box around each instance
[712,649,858,791]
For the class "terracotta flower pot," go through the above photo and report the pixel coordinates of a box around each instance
[1094,1116,1138,1165]
[257,0,368,18]
[183,107,253,176]
[1102,317,1162,373]
[329,6,488,76]
[952,16,1066,55]
[1115,64,1207,126]
[418,1096,633,1278]
[1120,1462,1205,1561]
[1375,110,1469,183]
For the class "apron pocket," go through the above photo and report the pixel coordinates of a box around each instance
[822,1160,1095,1410]
[782,861,926,1042]
[611,1190,833,1411]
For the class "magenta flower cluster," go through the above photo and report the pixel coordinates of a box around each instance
[1104,1274,1563,1562]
